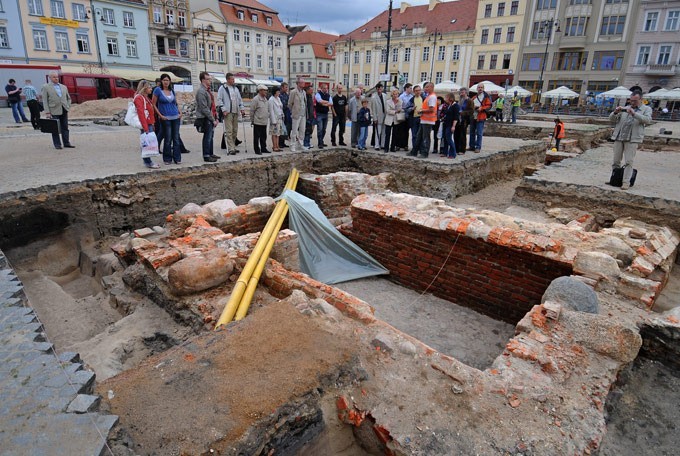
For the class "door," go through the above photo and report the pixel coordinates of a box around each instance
[96,78,112,99]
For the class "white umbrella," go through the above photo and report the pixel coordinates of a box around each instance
[644,88,671,100]
[434,80,461,93]
[598,86,632,98]
[469,80,506,94]
[508,85,533,97]
[541,86,579,99]
[665,88,680,100]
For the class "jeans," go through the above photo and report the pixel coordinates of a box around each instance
[474,120,486,151]
[409,117,421,149]
[10,101,28,122]
[304,119,314,147]
[358,126,368,149]
[350,121,360,147]
[316,113,328,145]
[27,100,41,129]
[51,111,70,147]
[511,106,518,123]
[331,115,346,145]
[443,127,456,157]
[160,118,181,163]
[554,138,561,151]
[469,119,477,149]
[201,119,214,158]
[411,123,432,156]
[253,124,268,154]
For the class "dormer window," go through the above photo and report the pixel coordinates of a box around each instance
[237,10,244,20]
[251,13,258,23]
[266,17,272,26]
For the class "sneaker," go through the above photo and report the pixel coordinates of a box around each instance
[621,182,630,190]
[145,162,160,169]
[474,149,481,153]
[303,146,312,150]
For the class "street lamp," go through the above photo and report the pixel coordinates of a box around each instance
[268,36,275,79]
[344,38,355,87]
[428,28,442,82]
[193,24,211,73]
[85,4,104,71]
[536,18,560,104]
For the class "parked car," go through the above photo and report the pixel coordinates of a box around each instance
[58,73,135,103]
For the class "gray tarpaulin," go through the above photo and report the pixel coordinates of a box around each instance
[279,190,388,284]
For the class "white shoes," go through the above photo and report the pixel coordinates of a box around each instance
[621,182,630,190]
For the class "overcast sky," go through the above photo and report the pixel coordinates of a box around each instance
[273,0,431,36]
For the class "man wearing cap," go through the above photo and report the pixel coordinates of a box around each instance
[250,85,271,155]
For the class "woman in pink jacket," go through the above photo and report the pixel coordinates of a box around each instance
[134,81,160,169]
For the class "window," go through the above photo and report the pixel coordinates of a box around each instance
[484,4,492,17]
[600,16,625,35]
[208,44,215,61]
[299,45,304,53]
[235,51,241,66]
[198,42,205,60]
[343,74,349,86]
[50,0,65,18]
[267,35,272,45]
[437,45,445,60]
[510,0,518,14]
[269,56,273,69]
[54,31,68,51]
[307,61,311,72]
[126,39,137,57]
[477,54,485,69]
[481,29,489,44]
[180,39,189,57]
[353,74,358,86]
[536,0,557,10]
[565,17,589,36]
[498,2,505,16]
[266,17,272,26]
[251,13,258,22]
[106,37,118,55]
[318,62,322,73]
[292,61,296,72]
[218,45,224,62]
[28,0,43,15]
[237,10,244,20]
[33,29,48,49]
[167,38,176,55]
[276,37,281,47]
[72,3,86,21]
[657,46,672,65]
[435,71,443,84]
[402,72,409,82]
[123,11,134,27]
[380,48,387,63]
[506,26,515,42]
[354,50,359,64]
[233,29,240,41]
[102,8,114,25]
[256,33,261,44]
[165,9,173,26]
[552,51,588,71]
[502,53,511,69]
[636,46,650,65]
[364,73,370,86]
[449,71,457,83]
[243,31,250,43]
[605,0,628,3]
[666,11,680,30]
[153,6,161,23]
[420,71,428,81]
[570,0,591,3]
[277,57,282,70]
[489,54,498,69]
[245,52,250,67]
[591,50,624,70]
[493,27,502,43]
[422,46,429,61]
[0,27,8,48]
[389,47,397,62]
[521,53,545,71]
[366,50,372,63]
[76,33,89,52]
[343,51,348,64]
[257,54,262,68]
[156,36,165,54]
[644,12,658,31]
[452,45,460,60]
[178,11,185,28]
[404,47,411,62]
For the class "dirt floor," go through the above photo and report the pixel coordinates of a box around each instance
[66,92,196,119]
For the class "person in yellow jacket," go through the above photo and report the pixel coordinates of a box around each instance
[511,91,521,123]
[552,117,565,150]
[495,94,505,122]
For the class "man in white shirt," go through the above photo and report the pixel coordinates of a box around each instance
[216,72,245,154]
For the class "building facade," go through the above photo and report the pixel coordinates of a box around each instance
[515,0,640,101]
[192,7,228,76]
[147,0,196,85]
[1,0,29,62]
[17,0,99,68]
[471,0,528,87]
[336,0,478,91]
[289,30,338,88]
[622,0,680,91]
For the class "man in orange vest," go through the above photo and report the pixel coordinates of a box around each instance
[552,117,565,150]
[470,83,493,153]
[409,82,438,158]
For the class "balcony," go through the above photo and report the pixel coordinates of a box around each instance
[645,64,677,75]
[558,34,587,49]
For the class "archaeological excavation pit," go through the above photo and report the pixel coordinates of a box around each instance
[2,136,680,455]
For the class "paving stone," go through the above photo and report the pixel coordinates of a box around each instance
[69,370,96,394]
[67,394,101,414]
[57,352,81,364]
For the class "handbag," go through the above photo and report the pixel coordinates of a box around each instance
[194,117,205,133]
[395,112,406,123]
[124,96,143,129]
[140,131,160,158]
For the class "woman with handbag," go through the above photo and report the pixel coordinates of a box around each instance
[268,86,284,152]
[135,80,160,169]
[383,88,403,153]
[152,73,182,165]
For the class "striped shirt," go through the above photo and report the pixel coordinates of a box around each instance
[22,85,38,101]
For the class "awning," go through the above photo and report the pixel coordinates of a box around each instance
[109,68,184,83]
[249,78,280,87]
[235,77,254,85]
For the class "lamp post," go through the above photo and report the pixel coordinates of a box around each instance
[384,0,393,77]
[536,18,560,103]
[428,28,442,82]
[86,2,104,72]
[268,36,275,79]
[344,38,354,88]
[194,24,208,73]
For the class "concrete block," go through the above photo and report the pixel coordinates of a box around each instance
[67,394,101,414]
[133,227,155,238]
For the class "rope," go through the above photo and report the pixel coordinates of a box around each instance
[409,232,461,307]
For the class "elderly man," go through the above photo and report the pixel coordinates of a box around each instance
[41,71,74,149]
[347,89,363,148]
[607,91,652,190]
[470,83,492,153]
[371,83,387,150]
[288,78,307,152]
[250,84,271,155]
[217,72,245,154]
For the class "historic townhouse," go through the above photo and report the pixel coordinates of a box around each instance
[336,0,478,90]
[622,0,680,91]
[515,0,640,101]
[1,0,28,62]
[471,0,528,87]
[148,0,197,85]
[289,30,338,89]
[191,6,228,77]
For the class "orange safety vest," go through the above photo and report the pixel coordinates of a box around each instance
[420,94,438,124]
[554,122,565,139]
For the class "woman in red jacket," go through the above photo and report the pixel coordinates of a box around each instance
[134,80,160,169]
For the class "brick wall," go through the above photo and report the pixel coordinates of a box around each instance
[343,208,572,324]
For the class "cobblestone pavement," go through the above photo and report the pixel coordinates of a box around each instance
[0,250,117,455]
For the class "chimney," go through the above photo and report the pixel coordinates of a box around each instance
[428,0,441,11]
[400,2,411,13]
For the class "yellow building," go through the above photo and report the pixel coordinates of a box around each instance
[19,0,99,68]
[336,0,479,90]
[470,0,527,88]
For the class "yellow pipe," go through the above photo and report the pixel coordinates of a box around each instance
[215,169,299,328]
[235,171,299,320]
